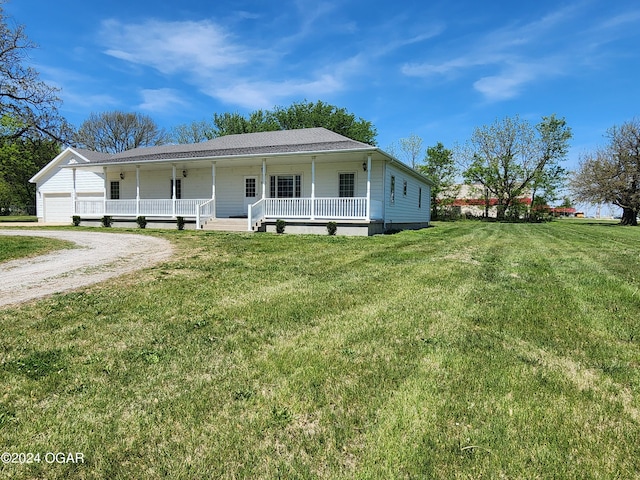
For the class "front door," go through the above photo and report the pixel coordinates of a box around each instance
[244,176,258,215]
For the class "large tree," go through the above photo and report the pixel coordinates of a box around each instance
[571,119,640,226]
[461,114,572,220]
[0,3,70,142]
[74,111,169,153]
[170,120,215,144]
[271,101,377,145]
[0,116,58,212]
[211,110,280,137]
[397,134,423,169]
[419,142,458,220]
[172,101,378,145]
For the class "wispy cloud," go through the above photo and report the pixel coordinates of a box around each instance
[211,74,342,109]
[473,62,553,101]
[138,88,189,113]
[36,65,121,112]
[97,14,362,110]
[101,19,252,75]
[400,2,636,102]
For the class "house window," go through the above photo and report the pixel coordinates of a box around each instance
[403,180,408,196]
[419,187,422,209]
[246,178,256,198]
[170,179,182,199]
[390,176,395,204]
[110,181,120,200]
[339,173,355,197]
[269,175,301,198]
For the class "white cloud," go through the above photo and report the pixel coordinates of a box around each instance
[138,88,189,112]
[101,19,252,75]
[211,75,342,109]
[473,68,533,101]
[402,54,508,77]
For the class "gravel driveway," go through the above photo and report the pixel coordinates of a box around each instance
[0,230,173,308]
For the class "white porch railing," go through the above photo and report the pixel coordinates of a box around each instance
[313,197,367,218]
[249,197,369,230]
[196,199,215,229]
[265,198,313,218]
[75,199,213,218]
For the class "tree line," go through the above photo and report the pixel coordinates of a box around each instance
[72,101,377,154]
[1,2,638,224]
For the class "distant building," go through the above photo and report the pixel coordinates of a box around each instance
[445,184,531,218]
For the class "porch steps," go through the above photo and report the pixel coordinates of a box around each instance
[202,218,250,232]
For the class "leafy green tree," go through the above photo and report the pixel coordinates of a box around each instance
[560,196,573,209]
[571,119,640,226]
[202,101,377,145]
[211,110,279,137]
[461,114,571,220]
[0,116,59,212]
[74,111,169,153]
[271,101,377,145]
[419,142,458,220]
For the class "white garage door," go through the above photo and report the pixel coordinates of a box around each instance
[43,193,72,223]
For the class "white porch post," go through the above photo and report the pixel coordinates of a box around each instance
[366,154,371,221]
[311,156,316,220]
[72,168,77,215]
[261,158,266,199]
[102,166,107,214]
[136,165,140,216]
[172,164,176,217]
[211,161,216,219]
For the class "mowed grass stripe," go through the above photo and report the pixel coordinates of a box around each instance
[0,221,639,479]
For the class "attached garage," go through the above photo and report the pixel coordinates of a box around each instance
[43,193,72,223]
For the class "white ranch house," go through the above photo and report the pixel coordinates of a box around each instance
[30,128,433,235]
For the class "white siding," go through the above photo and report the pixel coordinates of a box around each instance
[111,167,214,200]
[35,162,103,221]
[76,170,104,193]
[215,165,263,217]
[383,164,431,225]
[315,161,360,197]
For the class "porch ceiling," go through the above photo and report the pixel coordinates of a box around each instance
[68,149,383,172]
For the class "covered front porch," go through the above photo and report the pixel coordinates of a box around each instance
[71,153,378,231]
[74,196,379,230]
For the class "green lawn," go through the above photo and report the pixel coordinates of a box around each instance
[0,216,38,222]
[0,221,639,479]
[0,235,74,263]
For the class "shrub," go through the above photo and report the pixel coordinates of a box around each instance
[72,215,81,227]
[101,216,112,227]
[136,216,147,229]
[275,219,286,234]
[327,221,337,235]
[176,216,185,230]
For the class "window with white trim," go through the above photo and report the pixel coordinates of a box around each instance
[390,175,395,204]
[269,175,302,198]
[419,187,422,208]
[403,180,408,196]
[170,179,182,199]
[339,173,355,197]
[110,181,120,200]
[245,178,256,198]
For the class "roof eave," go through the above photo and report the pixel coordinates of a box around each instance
[64,146,379,168]
[376,147,435,186]
[30,147,95,183]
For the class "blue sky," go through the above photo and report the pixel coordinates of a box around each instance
[5,0,640,178]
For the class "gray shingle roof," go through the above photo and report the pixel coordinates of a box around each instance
[87,128,374,164]
[73,148,113,162]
